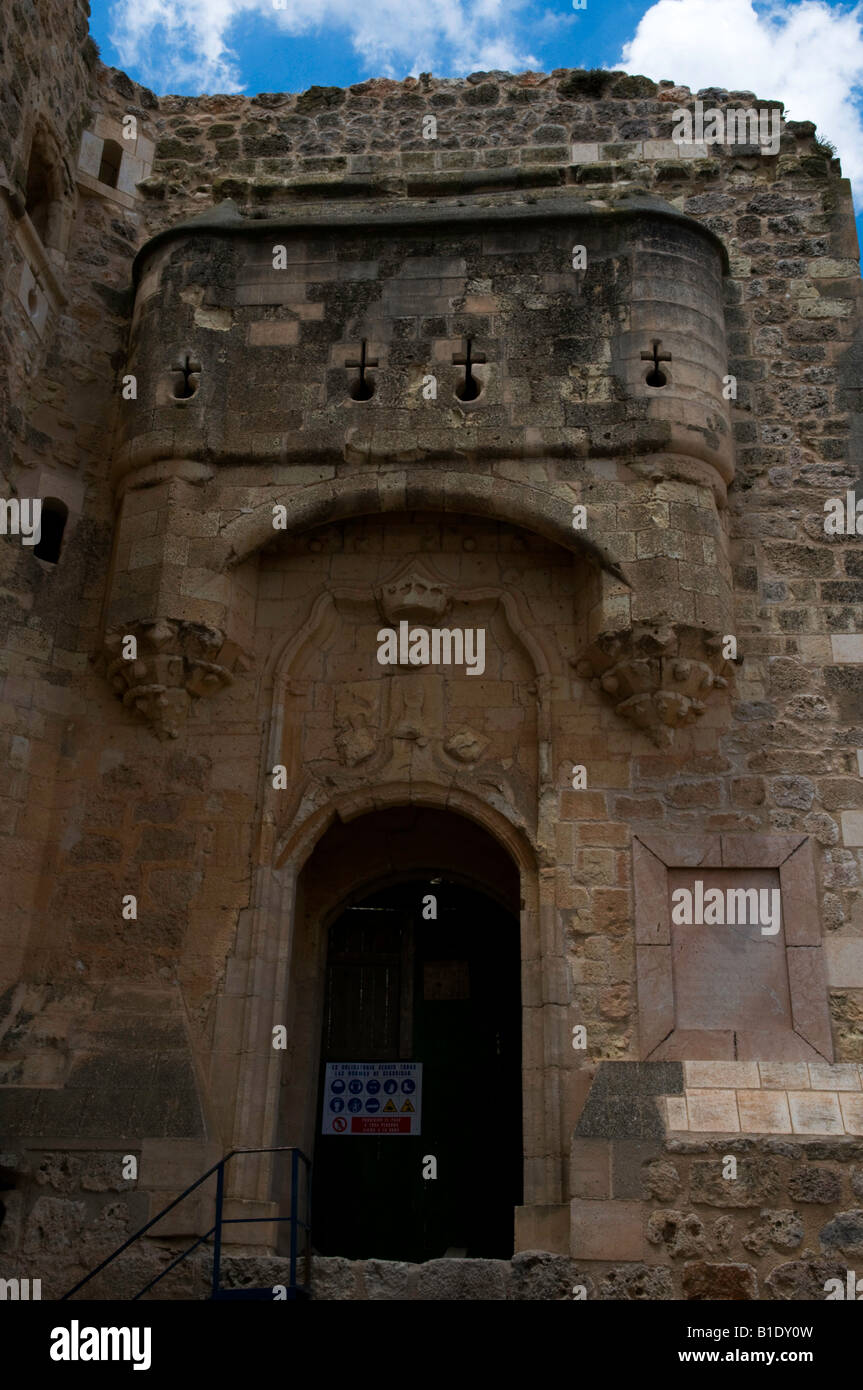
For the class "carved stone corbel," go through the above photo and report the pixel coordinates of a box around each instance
[574,623,735,746]
[102,618,250,739]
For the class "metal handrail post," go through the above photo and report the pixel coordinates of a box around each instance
[304,1153,312,1290]
[211,1160,225,1298]
[289,1147,299,1291]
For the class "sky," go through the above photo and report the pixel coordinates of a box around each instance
[88,0,863,244]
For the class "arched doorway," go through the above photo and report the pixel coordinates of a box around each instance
[313,877,522,1261]
[277,805,525,1263]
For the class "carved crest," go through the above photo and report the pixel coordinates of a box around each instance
[376,558,451,624]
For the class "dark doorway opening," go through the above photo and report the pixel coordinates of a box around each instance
[311,877,522,1263]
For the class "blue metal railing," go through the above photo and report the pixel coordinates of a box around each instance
[60,1146,312,1302]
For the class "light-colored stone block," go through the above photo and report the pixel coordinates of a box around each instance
[78,129,102,177]
[570,1138,610,1199]
[117,154,144,196]
[857,749,863,777]
[643,140,681,160]
[514,1204,570,1255]
[787,1090,844,1134]
[830,635,863,663]
[665,1096,689,1131]
[249,320,299,346]
[824,937,863,988]
[737,1089,792,1133]
[841,811,863,846]
[839,1092,863,1135]
[758,1062,810,1089]
[570,1198,644,1260]
[678,142,710,159]
[570,143,599,165]
[684,1061,759,1089]
[685,1088,740,1132]
[93,112,123,142]
[808,1062,861,1090]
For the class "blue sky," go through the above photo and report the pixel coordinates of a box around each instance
[89,0,863,243]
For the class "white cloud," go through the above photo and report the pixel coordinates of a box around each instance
[108,0,537,93]
[617,0,863,201]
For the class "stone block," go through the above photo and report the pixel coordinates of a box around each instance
[788,1167,841,1202]
[787,947,834,1059]
[643,139,681,159]
[78,130,102,177]
[664,1096,689,1131]
[635,945,674,1057]
[737,1088,792,1133]
[362,1259,412,1300]
[684,1061,760,1089]
[570,1138,610,1199]
[510,1249,588,1300]
[808,1062,861,1091]
[249,320,299,346]
[788,1091,844,1135]
[415,1258,509,1300]
[682,1261,758,1299]
[513,1205,571,1255]
[570,1198,644,1260]
[685,1089,740,1132]
[830,635,863,663]
[758,1062,810,1089]
[841,812,863,846]
[839,1094,863,1135]
[611,1140,660,1198]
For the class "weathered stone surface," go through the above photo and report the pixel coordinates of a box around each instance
[362,1259,412,1300]
[683,1261,758,1300]
[742,1210,804,1255]
[597,1263,674,1299]
[647,1209,709,1258]
[415,1258,510,1301]
[21,1196,86,1257]
[642,1160,682,1202]
[766,1258,848,1300]
[788,1168,842,1204]
[310,1256,360,1300]
[509,1250,591,1301]
[818,1209,863,1258]
[690,1159,782,1207]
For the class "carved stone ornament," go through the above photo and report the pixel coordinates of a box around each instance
[573,623,734,747]
[103,618,250,739]
[376,558,451,624]
[444,728,489,763]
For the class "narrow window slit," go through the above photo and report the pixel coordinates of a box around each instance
[641,339,671,388]
[34,498,68,564]
[346,340,377,400]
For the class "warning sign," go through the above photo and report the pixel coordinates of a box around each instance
[352,1117,410,1134]
[322,1062,422,1136]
